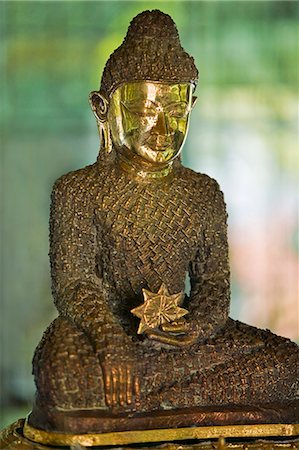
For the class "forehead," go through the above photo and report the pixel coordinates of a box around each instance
[112,81,192,102]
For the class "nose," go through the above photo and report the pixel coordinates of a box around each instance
[154,111,167,135]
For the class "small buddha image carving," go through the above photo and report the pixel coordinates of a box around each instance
[29,10,298,434]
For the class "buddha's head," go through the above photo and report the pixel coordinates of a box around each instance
[90,10,198,168]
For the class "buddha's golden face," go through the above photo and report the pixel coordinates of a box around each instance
[108,81,194,164]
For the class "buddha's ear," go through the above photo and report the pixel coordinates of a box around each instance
[89,91,109,122]
[191,96,198,109]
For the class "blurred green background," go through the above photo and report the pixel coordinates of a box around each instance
[1,0,298,428]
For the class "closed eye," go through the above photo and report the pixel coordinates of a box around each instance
[165,102,190,118]
[121,101,157,117]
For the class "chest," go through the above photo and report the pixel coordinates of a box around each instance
[94,179,202,264]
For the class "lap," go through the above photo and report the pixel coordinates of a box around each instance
[137,318,298,409]
[33,316,298,411]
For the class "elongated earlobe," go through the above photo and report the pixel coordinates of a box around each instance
[191,96,198,109]
[89,91,112,153]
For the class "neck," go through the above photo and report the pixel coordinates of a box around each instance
[116,149,174,181]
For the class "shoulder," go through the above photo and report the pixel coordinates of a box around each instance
[52,163,98,200]
[179,166,223,198]
[178,166,227,217]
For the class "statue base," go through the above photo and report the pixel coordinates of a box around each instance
[27,402,298,434]
[1,419,298,449]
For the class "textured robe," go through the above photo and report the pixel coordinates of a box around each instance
[32,156,298,415]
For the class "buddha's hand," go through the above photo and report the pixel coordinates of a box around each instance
[160,318,189,334]
[146,319,199,347]
[100,347,140,408]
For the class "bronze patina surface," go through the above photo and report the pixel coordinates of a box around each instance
[7,8,298,446]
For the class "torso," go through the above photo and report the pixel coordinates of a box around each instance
[93,162,204,331]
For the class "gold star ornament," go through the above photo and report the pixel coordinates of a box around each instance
[131,283,189,334]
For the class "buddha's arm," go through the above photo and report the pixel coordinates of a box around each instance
[187,179,230,340]
[50,175,138,405]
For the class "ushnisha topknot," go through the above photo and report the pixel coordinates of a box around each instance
[100,10,199,98]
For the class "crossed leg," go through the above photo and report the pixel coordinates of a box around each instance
[32,316,105,410]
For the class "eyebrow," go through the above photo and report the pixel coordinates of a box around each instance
[122,99,188,109]
[121,99,158,108]
[159,95,188,105]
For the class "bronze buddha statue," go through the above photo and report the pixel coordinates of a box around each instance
[24,9,297,439]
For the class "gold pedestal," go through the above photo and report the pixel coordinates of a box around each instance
[1,419,298,449]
